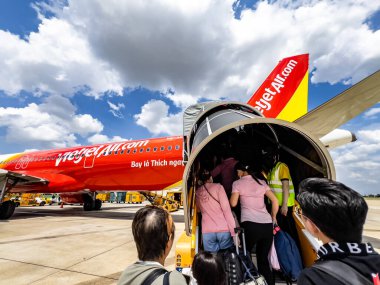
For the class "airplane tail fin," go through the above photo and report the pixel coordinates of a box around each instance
[247,54,309,121]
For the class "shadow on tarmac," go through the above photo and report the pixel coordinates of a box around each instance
[2,204,185,223]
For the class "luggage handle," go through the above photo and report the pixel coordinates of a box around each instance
[234,227,247,256]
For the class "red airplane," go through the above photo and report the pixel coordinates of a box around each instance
[1,54,377,220]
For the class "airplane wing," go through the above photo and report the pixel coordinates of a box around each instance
[295,70,380,138]
[0,169,85,193]
[0,169,48,185]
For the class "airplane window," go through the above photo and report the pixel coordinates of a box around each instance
[146,148,150,152]
[153,147,157,152]
[120,150,125,154]
[108,151,112,155]
[76,155,80,158]
[160,146,165,151]
[132,149,137,154]
[114,151,118,155]
[175,145,180,150]
[140,149,144,153]
[168,146,172,151]
[81,154,85,157]
[103,151,107,155]
[127,150,131,154]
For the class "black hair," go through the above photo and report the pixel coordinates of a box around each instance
[298,178,368,243]
[235,162,264,185]
[261,146,279,172]
[261,146,277,157]
[132,205,175,261]
[198,169,212,185]
[192,251,226,285]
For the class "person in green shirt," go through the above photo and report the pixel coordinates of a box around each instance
[262,146,298,242]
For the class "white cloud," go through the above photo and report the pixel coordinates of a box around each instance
[134,100,182,136]
[107,101,125,118]
[330,123,380,194]
[87,134,129,144]
[358,129,380,143]
[164,92,199,110]
[1,0,379,102]
[72,114,104,136]
[0,95,103,150]
[364,107,380,118]
[0,17,123,97]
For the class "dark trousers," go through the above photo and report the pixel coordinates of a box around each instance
[241,221,274,285]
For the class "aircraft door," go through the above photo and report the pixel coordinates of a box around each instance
[182,103,335,236]
[83,154,95,168]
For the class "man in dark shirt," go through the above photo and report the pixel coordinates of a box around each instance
[297,178,380,285]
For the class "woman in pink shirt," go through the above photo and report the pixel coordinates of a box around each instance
[196,169,236,253]
[230,162,278,285]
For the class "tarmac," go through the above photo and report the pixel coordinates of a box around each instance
[0,200,379,285]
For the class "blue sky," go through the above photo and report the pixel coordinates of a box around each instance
[0,0,380,194]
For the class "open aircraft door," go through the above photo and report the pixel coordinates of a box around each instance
[177,102,336,270]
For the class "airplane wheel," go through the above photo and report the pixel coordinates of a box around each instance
[40,201,46,206]
[94,199,102,210]
[82,194,95,211]
[0,201,16,220]
[83,201,93,211]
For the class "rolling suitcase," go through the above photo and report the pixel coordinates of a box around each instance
[234,227,268,285]
[218,245,243,285]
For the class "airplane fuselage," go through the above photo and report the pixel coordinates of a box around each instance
[0,136,184,194]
